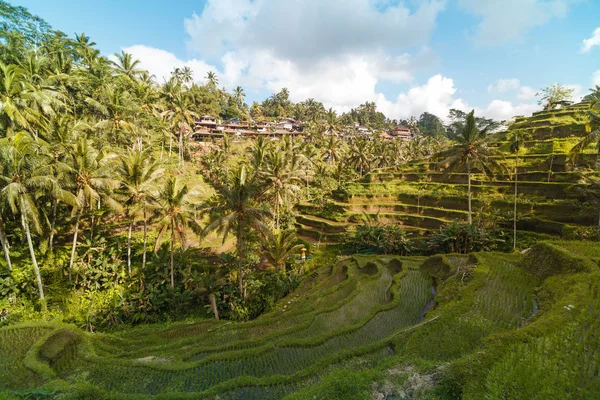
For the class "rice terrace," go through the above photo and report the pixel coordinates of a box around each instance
[1,1,600,399]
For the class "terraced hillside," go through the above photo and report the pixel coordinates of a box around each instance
[297,102,599,243]
[2,242,599,399]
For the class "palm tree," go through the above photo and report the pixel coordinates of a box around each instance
[0,62,46,136]
[348,138,372,176]
[260,229,303,270]
[203,166,270,297]
[173,66,193,85]
[194,266,227,320]
[248,135,271,172]
[87,84,137,144]
[118,145,160,273]
[67,136,121,272]
[233,86,245,108]
[507,130,529,250]
[261,150,303,231]
[0,134,76,308]
[325,108,340,135]
[162,90,198,168]
[205,71,218,88]
[323,134,344,166]
[439,110,505,225]
[110,51,143,81]
[153,176,202,288]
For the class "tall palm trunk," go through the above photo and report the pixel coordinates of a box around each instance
[0,217,12,273]
[21,213,45,309]
[513,155,519,250]
[467,162,472,225]
[237,223,244,298]
[142,208,148,270]
[69,212,81,273]
[127,215,133,275]
[170,220,175,288]
[275,196,280,232]
[209,293,219,320]
[169,136,173,159]
[49,199,57,253]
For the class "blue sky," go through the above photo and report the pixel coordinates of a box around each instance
[15,0,600,121]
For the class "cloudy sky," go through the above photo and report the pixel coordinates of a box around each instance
[17,0,600,121]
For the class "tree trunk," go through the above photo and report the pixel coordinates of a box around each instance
[0,217,12,273]
[209,292,219,320]
[548,154,554,182]
[237,224,244,298]
[467,163,472,225]
[49,199,57,253]
[513,156,519,250]
[170,220,175,288]
[142,208,148,270]
[276,196,280,232]
[69,212,81,275]
[127,215,133,275]
[21,213,45,309]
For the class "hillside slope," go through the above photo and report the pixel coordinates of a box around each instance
[297,102,599,244]
[1,241,599,399]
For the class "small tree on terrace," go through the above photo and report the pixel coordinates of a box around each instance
[536,84,575,111]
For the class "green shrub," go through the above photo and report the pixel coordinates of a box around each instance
[427,222,503,254]
[343,224,414,255]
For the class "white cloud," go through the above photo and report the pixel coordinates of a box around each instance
[123,0,549,124]
[483,100,539,121]
[457,0,570,46]
[488,78,537,100]
[122,45,218,85]
[566,84,583,102]
[488,78,521,93]
[518,86,537,100]
[581,27,600,53]
[593,70,600,86]
[184,0,446,62]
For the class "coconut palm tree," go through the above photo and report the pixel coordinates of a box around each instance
[0,62,46,136]
[261,150,303,231]
[0,133,76,308]
[233,86,245,108]
[348,138,372,176]
[248,135,271,172]
[67,136,121,272]
[205,71,218,88]
[323,134,344,166]
[194,266,227,320]
[203,166,270,297]
[118,145,160,273]
[110,51,143,81]
[153,176,202,288]
[260,229,303,270]
[439,110,505,225]
[507,130,529,250]
[162,90,198,168]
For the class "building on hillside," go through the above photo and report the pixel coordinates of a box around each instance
[195,115,218,131]
[390,126,413,141]
[357,125,371,134]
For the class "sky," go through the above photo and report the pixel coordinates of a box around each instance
[14,0,600,121]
